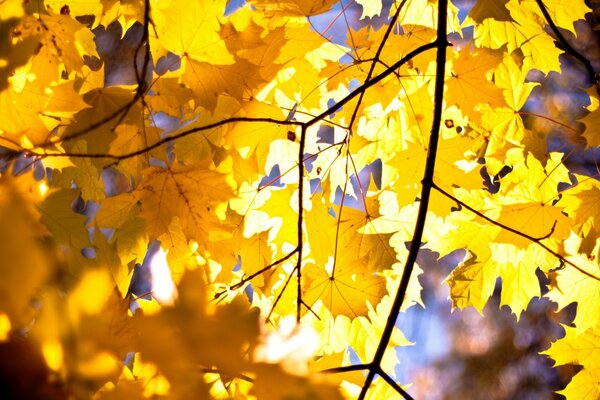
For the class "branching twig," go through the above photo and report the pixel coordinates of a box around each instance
[379,370,414,400]
[347,0,409,130]
[213,248,299,300]
[432,182,600,281]
[28,117,301,160]
[535,0,599,93]
[42,0,153,148]
[305,42,437,129]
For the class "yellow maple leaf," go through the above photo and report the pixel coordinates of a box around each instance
[581,94,600,147]
[0,18,37,92]
[0,81,56,146]
[474,2,562,74]
[467,0,512,23]
[19,12,98,77]
[355,0,383,19]
[395,0,461,32]
[446,249,501,313]
[135,162,235,252]
[258,186,298,249]
[301,257,387,318]
[519,0,589,35]
[547,254,600,334]
[445,47,506,121]
[38,188,91,249]
[247,0,338,16]
[0,173,51,325]
[559,177,600,231]
[151,0,233,64]
[543,326,600,400]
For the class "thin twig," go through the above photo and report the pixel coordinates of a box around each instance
[432,182,600,281]
[347,0,409,130]
[379,370,415,400]
[214,248,299,300]
[535,0,599,93]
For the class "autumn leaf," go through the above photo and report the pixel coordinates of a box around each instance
[0,173,51,326]
[0,0,597,398]
[134,162,235,252]
[543,326,600,400]
[445,46,506,121]
[247,0,338,16]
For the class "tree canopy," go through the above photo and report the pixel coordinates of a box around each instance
[0,0,599,399]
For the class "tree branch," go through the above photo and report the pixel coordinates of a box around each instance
[535,0,599,92]
[296,125,307,322]
[214,248,299,300]
[357,2,450,399]
[432,182,600,281]
[347,0,409,130]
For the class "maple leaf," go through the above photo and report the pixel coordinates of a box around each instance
[301,260,387,317]
[445,47,506,121]
[133,162,235,257]
[395,0,461,32]
[355,0,383,19]
[0,173,51,326]
[467,0,512,23]
[473,2,563,74]
[247,0,338,16]
[559,177,600,256]
[519,0,589,35]
[581,94,600,147]
[38,188,91,249]
[151,0,233,64]
[0,81,58,146]
[543,326,600,400]
[547,253,600,334]
[19,12,98,77]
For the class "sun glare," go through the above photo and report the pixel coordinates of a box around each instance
[149,247,177,306]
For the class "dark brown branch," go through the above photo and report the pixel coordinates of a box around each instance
[42,1,153,148]
[322,363,371,374]
[432,182,600,281]
[296,125,307,322]
[379,370,414,400]
[213,248,299,300]
[267,265,298,322]
[357,1,449,399]
[305,41,437,128]
[535,0,599,91]
[347,0,409,130]
[29,117,301,160]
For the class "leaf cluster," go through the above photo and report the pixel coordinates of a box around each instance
[0,0,599,398]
